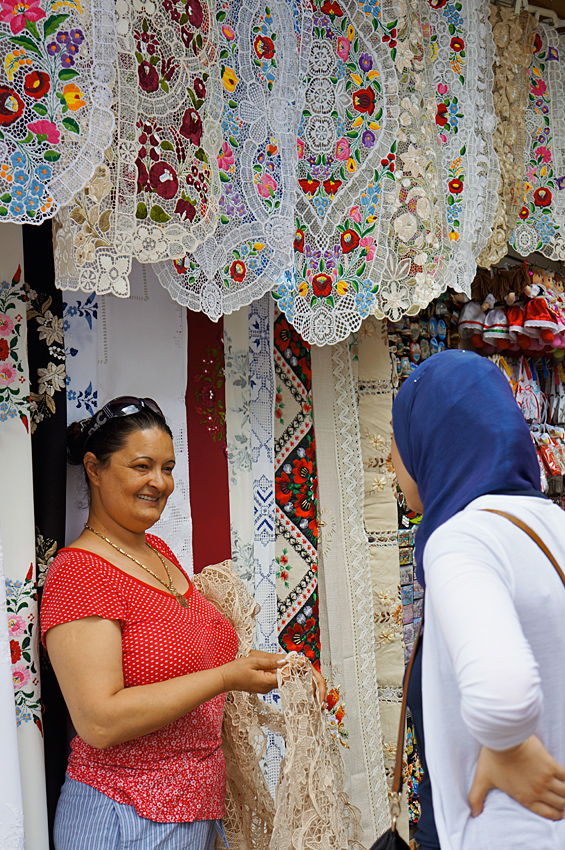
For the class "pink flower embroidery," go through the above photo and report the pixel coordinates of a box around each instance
[0,361,16,387]
[12,663,30,690]
[8,614,26,635]
[217,141,234,171]
[536,145,551,164]
[525,166,537,182]
[297,137,304,159]
[0,312,14,336]
[437,83,448,95]
[336,36,350,61]
[257,172,277,198]
[335,138,350,161]
[27,119,60,144]
[349,205,362,223]
[360,236,375,261]
[0,0,45,35]
[530,79,547,97]
[439,133,447,144]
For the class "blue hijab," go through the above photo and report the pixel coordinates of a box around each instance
[392,350,543,586]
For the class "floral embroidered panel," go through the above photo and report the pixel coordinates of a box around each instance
[427,0,499,295]
[53,0,223,295]
[0,527,25,850]
[370,0,451,321]
[0,225,49,850]
[511,24,565,261]
[0,0,116,224]
[153,0,312,320]
[273,311,320,675]
[274,0,399,345]
[476,7,534,268]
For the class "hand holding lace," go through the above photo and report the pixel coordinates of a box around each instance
[221,649,285,695]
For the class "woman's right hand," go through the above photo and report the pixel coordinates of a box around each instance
[222,650,286,695]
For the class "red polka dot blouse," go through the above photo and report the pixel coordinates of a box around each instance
[40,535,238,823]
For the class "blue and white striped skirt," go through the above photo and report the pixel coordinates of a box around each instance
[54,775,229,850]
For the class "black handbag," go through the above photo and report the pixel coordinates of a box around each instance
[369,623,422,850]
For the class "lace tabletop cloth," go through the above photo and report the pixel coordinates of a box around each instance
[273,0,400,346]
[53,0,223,295]
[370,0,451,321]
[152,0,312,321]
[510,24,565,261]
[193,559,366,850]
[477,6,535,268]
[0,0,116,225]
[428,0,499,296]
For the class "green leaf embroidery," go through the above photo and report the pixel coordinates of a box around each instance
[9,35,42,55]
[58,69,79,81]
[149,204,171,223]
[43,13,69,37]
[136,202,148,220]
[32,104,48,116]
[62,117,80,134]
[43,150,62,162]
[160,140,174,151]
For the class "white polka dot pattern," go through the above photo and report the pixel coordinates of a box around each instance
[40,535,238,823]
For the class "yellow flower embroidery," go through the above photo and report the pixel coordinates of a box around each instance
[222,66,239,92]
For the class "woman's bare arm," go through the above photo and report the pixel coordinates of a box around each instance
[46,616,283,749]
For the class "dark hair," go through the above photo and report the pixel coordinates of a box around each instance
[67,407,173,470]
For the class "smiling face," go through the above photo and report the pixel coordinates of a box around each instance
[85,427,175,534]
[391,434,423,514]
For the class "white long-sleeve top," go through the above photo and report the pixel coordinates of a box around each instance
[422,494,565,850]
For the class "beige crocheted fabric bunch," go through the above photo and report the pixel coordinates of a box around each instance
[478,6,535,267]
[193,560,365,850]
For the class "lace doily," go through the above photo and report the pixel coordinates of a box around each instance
[53,0,223,295]
[0,0,116,224]
[273,0,399,346]
[153,0,312,321]
[510,24,565,261]
[371,0,451,321]
[429,0,499,295]
[477,7,535,268]
[193,559,365,850]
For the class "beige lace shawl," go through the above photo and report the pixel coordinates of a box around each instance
[192,561,366,850]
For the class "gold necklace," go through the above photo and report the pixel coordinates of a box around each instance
[84,524,189,608]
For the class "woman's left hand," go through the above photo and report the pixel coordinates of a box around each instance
[278,652,327,706]
[468,735,565,821]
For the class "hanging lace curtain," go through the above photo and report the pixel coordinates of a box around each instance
[370,0,451,322]
[0,0,116,225]
[272,0,400,346]
[53,0,222,295]
[151,0,312,321]
[427,0,499,296]
[477,7,535,268]
[511,23,565,261]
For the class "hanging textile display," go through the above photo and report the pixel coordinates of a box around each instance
[0,0,116,225]
[273,310,320,670]
[477,7,535,268]
[153,0,312,319]
[63,287,98,544]
[510,23,565,261]
[0,523,25,850]
[186,307,230,572]
[0,223,49,850]
[273,0,399,346]
[224,307,255,593]
[428,0,499,294]
[23,220,68,842]
[93,261,195,573]
[249,293,283,792]
[311,338,389,842]
[357,316,407,833]
[369,0,451,321]
[53,0,223,295]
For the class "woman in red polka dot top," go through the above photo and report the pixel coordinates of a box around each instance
[41,397,294,850]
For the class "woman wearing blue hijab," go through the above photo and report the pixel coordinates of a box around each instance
[391,350,565,850]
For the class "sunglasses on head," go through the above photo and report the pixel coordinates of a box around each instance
[83,396,165,452]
